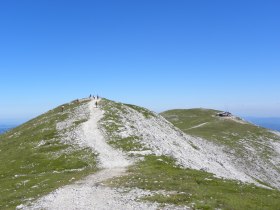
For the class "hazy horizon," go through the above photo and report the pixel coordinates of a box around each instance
[2,103,280,126]
[2,115,280,133]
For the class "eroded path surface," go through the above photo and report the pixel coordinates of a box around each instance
[22,168,164,210]
[82,99,131,168]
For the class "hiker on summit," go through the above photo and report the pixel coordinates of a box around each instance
[95,101,98,108]
[89,94,92,98]
[61,106,65,112]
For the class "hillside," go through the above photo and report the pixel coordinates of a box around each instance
[0,99,98,209]
[1,99,280,210]
[161,109,280,190]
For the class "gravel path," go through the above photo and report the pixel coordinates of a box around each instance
[19,168,164,210]
[82,99,131,168]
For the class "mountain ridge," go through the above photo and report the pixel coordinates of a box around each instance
[1,98,280,209]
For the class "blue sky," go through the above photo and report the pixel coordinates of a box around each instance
[0,0,280,124]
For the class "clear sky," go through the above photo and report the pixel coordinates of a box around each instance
[0,0,280,124]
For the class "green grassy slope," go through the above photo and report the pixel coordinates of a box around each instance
[0,100,97,209]
[161,108,280,155]
[162,109,273,139]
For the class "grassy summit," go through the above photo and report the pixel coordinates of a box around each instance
[161,108,279,145]
[161,109,280,188]
[161,108,280,157]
